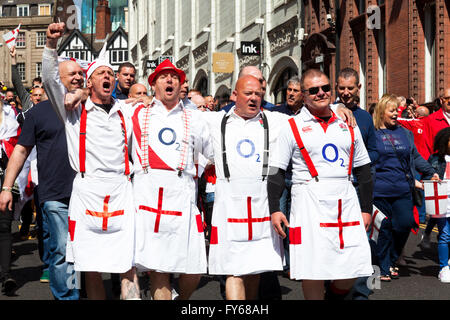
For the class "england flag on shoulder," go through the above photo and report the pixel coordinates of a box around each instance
[424,180,448,218]
[369,206,387,243]
[2,24,21,49]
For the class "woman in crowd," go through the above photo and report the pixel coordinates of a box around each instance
[372,94,438,281]
[427,127,450,283]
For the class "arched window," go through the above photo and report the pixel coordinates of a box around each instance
[196,77,208,97]
[272,68,297,105]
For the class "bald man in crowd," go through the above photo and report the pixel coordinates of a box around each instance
[221,66,276,112]
[128,83,149,99]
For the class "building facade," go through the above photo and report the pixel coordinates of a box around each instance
[55,0,129,73]
[0,0,55,89]
[302,0,449,109]
[128,0,302,105]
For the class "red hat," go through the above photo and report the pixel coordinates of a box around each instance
[148,59,186,86]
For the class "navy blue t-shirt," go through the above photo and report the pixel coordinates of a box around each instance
[374,126,411,198]
[18,100,76,205]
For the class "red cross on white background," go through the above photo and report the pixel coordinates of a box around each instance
[85,195,124,231]
[319,199,360,249]
[227,196,271,241]
[139,187,183,233]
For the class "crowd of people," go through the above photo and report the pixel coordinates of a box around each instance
[0,22,448,301]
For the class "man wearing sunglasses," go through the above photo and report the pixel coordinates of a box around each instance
[268,68,373,300]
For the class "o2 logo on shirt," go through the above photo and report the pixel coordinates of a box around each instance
[322,143,345,167]
[236,139,261,162]
[158,127,181,151]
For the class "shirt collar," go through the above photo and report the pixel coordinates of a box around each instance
[85,97,121,116]
[151,98,184,115]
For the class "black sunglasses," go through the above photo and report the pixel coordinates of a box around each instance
[302,84,331,95]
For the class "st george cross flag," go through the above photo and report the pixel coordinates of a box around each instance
[369,206,387,243]
[2,24,21,49]
[424,180,448,218]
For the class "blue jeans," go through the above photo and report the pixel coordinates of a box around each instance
[34,188,50,272]
[280,178,292,271]
[436,217,450,270]
[41,200,79,300]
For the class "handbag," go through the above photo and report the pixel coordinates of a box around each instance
[381,129,423,206]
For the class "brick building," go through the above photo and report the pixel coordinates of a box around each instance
[302,0,450,109]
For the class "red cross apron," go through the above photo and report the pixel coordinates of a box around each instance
[66,106,135,273]
[208,113,283,276]
[133,106,206,274]
[287,118,372,280]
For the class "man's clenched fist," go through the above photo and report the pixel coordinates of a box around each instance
[46,22,65,49]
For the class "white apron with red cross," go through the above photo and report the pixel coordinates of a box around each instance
[207,109,284,276]
[209,178,283,275]
[65,101,135,273]
[132,100,210,274]
[285,113,373,280]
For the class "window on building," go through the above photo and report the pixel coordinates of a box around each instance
[36,62,42,78]
[111,50,128,64]
[17,4,29,17]
[377,26,386,99]
[357,32,366,109]
[16,32,26,48]
[17,63,26,81]
[38,4,51,16]
[424,4,436,102]
[36,32,46,47]
[356,0,365,15]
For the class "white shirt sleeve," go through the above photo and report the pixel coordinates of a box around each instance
[270,119,295,170]
[42,46,68,123]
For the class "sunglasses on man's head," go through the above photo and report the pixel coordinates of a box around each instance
[302,84,331,95]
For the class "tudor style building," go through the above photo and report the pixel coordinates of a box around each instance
[55,0,129,73]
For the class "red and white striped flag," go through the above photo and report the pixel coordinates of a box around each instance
[2,24,21,49]
[424,180,448,218]
[369,206,387,243]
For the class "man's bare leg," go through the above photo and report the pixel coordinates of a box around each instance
[85,272,106,300]
[226,276,246,300]
[149,271,172,300]
[178,274,201,300]
[243,274,260,300]
[120,267,141,300]
[329,278,355,296]
[302,280,325,300]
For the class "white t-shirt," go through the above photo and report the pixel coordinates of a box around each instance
[271,106,371,183]
[203,107,288,180]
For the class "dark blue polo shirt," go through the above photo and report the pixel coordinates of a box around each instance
[18,100,76,205]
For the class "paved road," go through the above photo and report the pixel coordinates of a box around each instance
[1,221,449,301]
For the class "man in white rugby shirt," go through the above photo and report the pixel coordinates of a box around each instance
[268,69,373,300]
[42,22,140,300]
